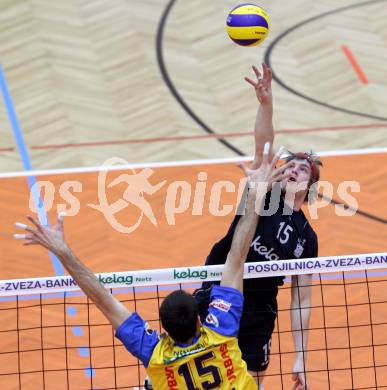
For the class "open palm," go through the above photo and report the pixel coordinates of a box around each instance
[244,63,273,105]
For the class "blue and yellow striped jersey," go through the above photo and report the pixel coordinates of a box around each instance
[116,285,257,389]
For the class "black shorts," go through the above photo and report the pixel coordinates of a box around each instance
[193,286,277,372]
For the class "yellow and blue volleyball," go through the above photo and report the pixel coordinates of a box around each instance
[226,4,270,47]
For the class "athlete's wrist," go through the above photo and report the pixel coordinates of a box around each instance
[259,100,273,108]
[55,244,73,262]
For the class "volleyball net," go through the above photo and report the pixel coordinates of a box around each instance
[0,253,386,389]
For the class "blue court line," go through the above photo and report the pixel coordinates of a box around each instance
[78,347,90,357]
[69,315,93,374]
[0,66,64,277]
[67,306,77,316]
[72,326,83,337]
[85,367,96,378]
[0,66,93,381]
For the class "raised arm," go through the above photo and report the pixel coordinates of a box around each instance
[14,214,131,330]
[244,63,274,168]
[221,144,291,292]
[220,177,261,292]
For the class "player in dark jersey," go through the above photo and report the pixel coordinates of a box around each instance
[194,64,322,390]
[14,144,291,390]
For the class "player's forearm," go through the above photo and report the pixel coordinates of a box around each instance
[229,189,263,262]
[222,190,263,291]
[291,305,311,356]
[56,247,131,329]
[291,284,312,358]
[253,103,274,168]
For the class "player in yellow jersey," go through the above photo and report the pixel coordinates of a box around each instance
[14,143,291,389]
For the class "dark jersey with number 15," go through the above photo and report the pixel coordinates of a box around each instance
[203,191,318,306]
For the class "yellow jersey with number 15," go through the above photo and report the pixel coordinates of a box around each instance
[116,285,257,389]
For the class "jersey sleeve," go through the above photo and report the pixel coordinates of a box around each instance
[115,313,159,368]
[204,285,243,337]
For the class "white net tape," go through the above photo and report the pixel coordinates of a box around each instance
[1,252,386,297]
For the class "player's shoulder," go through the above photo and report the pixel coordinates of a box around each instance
[210,284,243,302]
[115,313,160,367]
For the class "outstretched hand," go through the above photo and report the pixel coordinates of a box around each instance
[240,143,291,198]
[14,213,69,257]
[244,63,273,105]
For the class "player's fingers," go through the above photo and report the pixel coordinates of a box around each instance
[270,146,287,169]
[291,378,300,390]
[252,65,262,79]
[239,163,252,177]
[262,62,268,77]
[250,160,260,170]
[296,374,305,389]
[15,222,27,229]
[267,67,273,82]
[261,142,271,165]
[257,80,265,88]
[23,240,40,246]
[293,375,302,387]
[15,222,35,233]
[270,166,291,183]
[273,160,292,176]
[244,76,258,87]
[262,62,271,73]
[14,233,35,241]
[26,215,44,233]
[14,233,27,240]
[57,211,66,231]
[272,172,291,184]
[272,169,292,183]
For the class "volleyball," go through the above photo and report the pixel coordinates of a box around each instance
[226,4,270,47]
